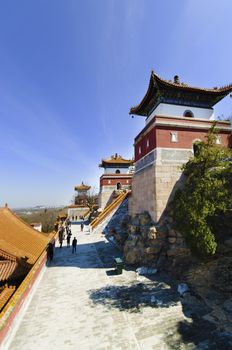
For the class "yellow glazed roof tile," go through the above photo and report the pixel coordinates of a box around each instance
[0,207,50,265]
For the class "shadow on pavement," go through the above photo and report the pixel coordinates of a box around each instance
[89,280,179,313]
[46,235,232,348]
[89,281,232,348]
[175,315,232,350]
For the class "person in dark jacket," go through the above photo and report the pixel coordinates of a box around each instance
[72,237,77,253]
[67,231,72,247]
[58,230,64,248]
[47,242,54,261]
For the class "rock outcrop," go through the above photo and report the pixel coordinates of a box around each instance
[102,201,232,333]
[105,208,190,266]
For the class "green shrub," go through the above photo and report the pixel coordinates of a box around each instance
[173,127,232,256]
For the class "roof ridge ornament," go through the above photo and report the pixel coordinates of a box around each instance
[111,153,123,159]
[174,75,180,84]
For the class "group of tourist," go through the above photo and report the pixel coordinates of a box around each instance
[58,225,70,248]
[58,221,78,253]
[47,219,81,261]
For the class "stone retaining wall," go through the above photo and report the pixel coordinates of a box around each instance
[105,208,191,268]
[129,149,189,222]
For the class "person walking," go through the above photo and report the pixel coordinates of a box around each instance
[67,231,72,247]
[80,222,84,232]
[65,226,69,236]
[58,230,64,248]
[72,237,77,253]
[51,237,56,248]
[47,242,54,261]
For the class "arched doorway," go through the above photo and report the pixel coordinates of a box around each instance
[116,182,122,190]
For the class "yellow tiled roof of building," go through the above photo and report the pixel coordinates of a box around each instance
[0,285,16,310]
[74,182,91,191]
[99,153,133,167]
[0,207,50,265]
[0,259,17,282]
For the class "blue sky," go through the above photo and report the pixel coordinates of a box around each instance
[0,0,231,208]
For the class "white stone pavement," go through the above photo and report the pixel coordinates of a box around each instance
[7,225,196,350]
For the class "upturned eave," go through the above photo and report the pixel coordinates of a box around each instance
[130,71,232,116]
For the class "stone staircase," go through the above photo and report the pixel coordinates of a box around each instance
[91,191,128,231]
[93,197,128,236]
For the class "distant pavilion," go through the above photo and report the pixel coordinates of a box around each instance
[98,153,134,209]
[68,182,91,223]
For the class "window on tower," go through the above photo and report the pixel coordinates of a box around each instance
[216,135,221,144]
[115,169,121,174]
[170,132,178,142]
[183,110,194,118]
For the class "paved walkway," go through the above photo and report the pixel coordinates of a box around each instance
[8,225,198,350]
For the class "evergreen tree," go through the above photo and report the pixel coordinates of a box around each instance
[173,126,232,256]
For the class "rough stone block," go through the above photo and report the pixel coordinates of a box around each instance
[167,248,190,257]
[168,237,177,244]
[145,245,161,254]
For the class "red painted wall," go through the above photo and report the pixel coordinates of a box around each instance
[134,126,156,161]
[134,118,231,161]
[100,177,132,187]
[156,126,231,149]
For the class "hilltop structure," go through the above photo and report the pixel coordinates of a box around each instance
[67,182,91,223]
[98,154,133,209]
[129,71,232,222]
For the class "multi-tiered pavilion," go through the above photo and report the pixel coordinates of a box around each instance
[68,182,91,223]
[129,71,232,222]
[98,154,134,209]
